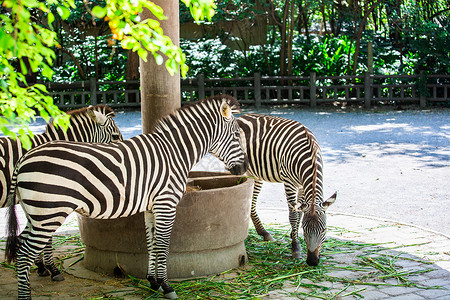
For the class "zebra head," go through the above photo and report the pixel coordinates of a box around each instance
[300,192,337,266]
[86,106,123,143]
[209,96,248,175]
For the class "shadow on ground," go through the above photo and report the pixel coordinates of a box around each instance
[1,220,449,299]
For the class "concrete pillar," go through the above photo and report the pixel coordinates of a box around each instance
[139,0,180,133]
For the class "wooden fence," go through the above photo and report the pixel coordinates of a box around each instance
[47,72,449,109]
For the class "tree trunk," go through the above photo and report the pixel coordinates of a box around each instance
[139,0,181,134]
[94,34,99,79]
[279,0,289,76]
[352,0,381,75]
[287,0,294,76]
[60,47,87,80]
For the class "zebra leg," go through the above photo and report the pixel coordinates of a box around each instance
[34,238,64,281]
[42,237,64,281]
[285,182,303,259]
[144,211,161,293]
[16,225,57,300]
[23,224,50,277]
[34,252,51,277]
[152,206,178,299]
[250,179,274,241]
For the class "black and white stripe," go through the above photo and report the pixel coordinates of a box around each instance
[1,105,122,281]
[237,113,336,265]
[6,95,248,299]
[0,105,122,207]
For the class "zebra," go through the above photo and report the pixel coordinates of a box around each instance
[1,105,122,281]
[237,113,336,266]
[5,95,248,299]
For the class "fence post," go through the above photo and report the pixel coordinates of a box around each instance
[198,74,205,100]
[419,70,427,108]
[364,72,371,109]
[254,73,261,109]
[89,78,97,105]
[310,72,316,108]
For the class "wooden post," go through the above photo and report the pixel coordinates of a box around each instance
[364,72,371,109]
[254,73,261,109]
[89,78,97,106]
[310,72,316,108]
[198,74,205,100]
[139,0,180,134]
[367,42,373,74]
[419,71,427,108]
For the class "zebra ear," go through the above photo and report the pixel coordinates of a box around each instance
[220,100,232,120]
[322,192,337,210]
[87,107,108,125]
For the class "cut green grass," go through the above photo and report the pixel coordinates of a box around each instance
[0,224,442,299]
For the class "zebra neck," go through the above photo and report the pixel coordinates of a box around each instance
[154,108,215,174]
[31,132,53,148]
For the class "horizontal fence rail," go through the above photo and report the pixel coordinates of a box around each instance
[45,73,449,109]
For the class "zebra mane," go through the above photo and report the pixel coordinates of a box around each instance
[154,95,241,133]
[183,94,240,114]
[44,105,115,132]
[67,105,116,118]
[305,128,320,215]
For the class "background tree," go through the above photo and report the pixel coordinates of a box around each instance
[0,0,216,148]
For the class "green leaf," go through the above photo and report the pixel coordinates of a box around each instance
[18,132,32,150]
[91,6,106,19]
[56,6,71,20]
[180,64,189,78]
[144,1,165,20]
[137,48,148,62]
[47,12,55,25]
[42,64,54,79]
[22,0,39,8]
[154,54,164,65]
[121,37,136,50]
[19,60,28,75]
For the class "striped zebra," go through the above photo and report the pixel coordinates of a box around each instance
[0,105,122,281]
[237,113,336,266]
[5,95,248,299]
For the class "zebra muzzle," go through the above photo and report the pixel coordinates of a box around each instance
[229,159,248,175]
[306,248,320,266]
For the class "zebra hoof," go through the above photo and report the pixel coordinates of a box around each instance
[292,251,302,259]
[38,269,51,277]
[164,291,178,299]
[51,273,65,281]
[263,233,275,242]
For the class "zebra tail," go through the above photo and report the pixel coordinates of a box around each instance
[5,164,20,263]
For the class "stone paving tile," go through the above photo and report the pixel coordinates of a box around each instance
[382,286,424,296]
[415,287,450,299]
[353,289,389,300]
[2,210,449,299]
[424,268,450,279]
[419,278,450,288]
[388,294,426,300]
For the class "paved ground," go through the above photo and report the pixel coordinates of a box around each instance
[1,208,449,299]
[4,106,448,233]
[1,106,449,299]
[258,208,450,300]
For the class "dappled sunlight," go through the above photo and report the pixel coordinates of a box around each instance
[322,142,449,168]
[348,122,421,133]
